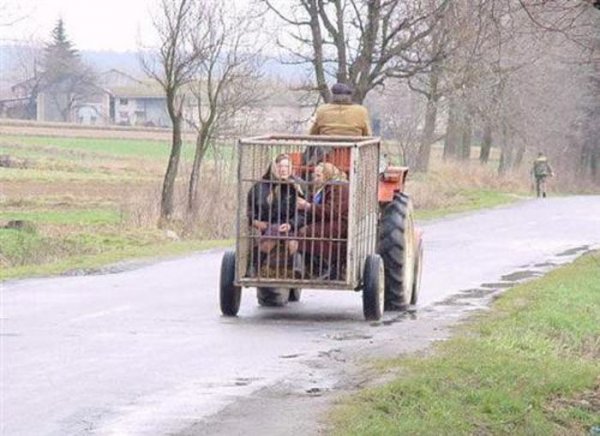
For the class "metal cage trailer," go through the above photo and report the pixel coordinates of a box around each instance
[219,134,423,321]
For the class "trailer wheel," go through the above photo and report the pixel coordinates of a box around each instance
[220,251,241,316]
[410,241,423,306]
[257,287,289,307]
[362,254,384,321]
[377,193,416,311]
[288,288,302,302]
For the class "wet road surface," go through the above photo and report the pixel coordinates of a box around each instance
[2,196,600,435]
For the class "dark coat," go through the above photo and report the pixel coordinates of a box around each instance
[247,177,304,230]
[299,181,349,266]
[309,182,349,237]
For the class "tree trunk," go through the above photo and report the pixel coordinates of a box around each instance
[460,114,472,160]
[479,122,492,164]
[307,0,330,102]
[443,99,460,160]
[415,99,438,172]
[160,114,183,222]
[579,141,599,182]
[415,67,440,172]
[514,144,526,168]
[187,127,210,217]
[498,125,513,175]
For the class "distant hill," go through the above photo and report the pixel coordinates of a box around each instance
[81,50,144,75]
[0,45,307,86]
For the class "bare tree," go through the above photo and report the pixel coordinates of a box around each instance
[185,2,264,219]
[0,1,32,26]
[4,40,43,119]
[375,85,425,166]
[142,0,208,223]
[261,0,449,104]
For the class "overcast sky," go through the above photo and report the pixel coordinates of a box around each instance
[0,0,157,51]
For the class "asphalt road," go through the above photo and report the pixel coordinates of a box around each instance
[2,196,600,436]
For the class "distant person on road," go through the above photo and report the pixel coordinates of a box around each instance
[303,83,372,167]
[532,152,554,198]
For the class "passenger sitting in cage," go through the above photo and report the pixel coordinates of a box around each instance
[247,153,305,276]
[296,162,349,280]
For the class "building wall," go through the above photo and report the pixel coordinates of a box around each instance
[37,91,69,122]
[115,96,169,127]
[75,93,111,125]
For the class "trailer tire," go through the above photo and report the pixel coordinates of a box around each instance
[288,288,302,302]
[362,254,384,321]
[220,251,241,316]
[377,193,416,311]
[257,287,289,307]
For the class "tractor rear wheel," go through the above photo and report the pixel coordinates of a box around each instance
[377,193,416,311]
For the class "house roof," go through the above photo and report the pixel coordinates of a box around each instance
[97,69,164,99]
[109,84,165,99]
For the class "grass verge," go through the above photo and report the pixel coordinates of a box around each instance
[415,189,521,220]
[330,252,600,435]
[0,208,122,225]
[0,135,179,159]
[0,236,234,281]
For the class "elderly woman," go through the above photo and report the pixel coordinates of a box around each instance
[296,162,349,280]
[247,153,304,267]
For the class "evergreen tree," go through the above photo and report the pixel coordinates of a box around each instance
[43,18,80,83]
[39,18,96,122]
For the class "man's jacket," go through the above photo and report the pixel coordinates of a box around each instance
[309,103,372,136]
[533,157,552,177]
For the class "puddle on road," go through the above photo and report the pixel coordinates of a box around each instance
[433,289,495,309]
[534,262,557,267]
[459,288,497,298]
[234,378,258,387]
[501,270,541,281]
[481,282,513,289]
[305,387,328,396]
[381,310,418,326]
[279,353,302,359]
[556,245,590,257]
[426,246,597,323]
[327,332,373,341]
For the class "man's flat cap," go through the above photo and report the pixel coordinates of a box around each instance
[331,83,353,95]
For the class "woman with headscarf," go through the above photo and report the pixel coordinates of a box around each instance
[296,162,349,280]
[247,153,304,267]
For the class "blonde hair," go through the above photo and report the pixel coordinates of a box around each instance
[317,162,347,183]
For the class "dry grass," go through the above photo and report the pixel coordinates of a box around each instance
[407,159,530,210]
[117,160,238,238]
